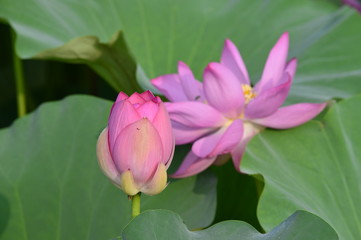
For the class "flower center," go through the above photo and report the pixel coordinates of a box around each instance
[242,84,257,104]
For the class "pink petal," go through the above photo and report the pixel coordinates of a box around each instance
[203,62,244,118]
[255,32,289,92]
[221,39,250,85]
[231,122,264,171]
[152,102,175,167]
[166,101,226,128]
[151,74,188,102]
[108,100,140,152]
[110,92,128,116]
[112,118,164,185]
[136,101,159,122]
[140,90,155,101]
[165,101,225,144]
[140,163,168,195]
[252,102,327,129]
[285,58,297,80]
[192,119,244,158]
[127,92,147,105]
[96,128,120,186]
[171,121,217,145]
[231,139,247,172]
[245,73,291,119]
[115,92,128,103]
[178,61,203,101]
[170,151,216,178]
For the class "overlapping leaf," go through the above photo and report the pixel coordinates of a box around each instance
[0,96,216,239]
[121,209,338,240]
[242,95,361,240]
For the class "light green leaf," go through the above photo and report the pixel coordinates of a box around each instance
[0,95,216,239]
[1,0,361,101]
[117,0,361,103]
[242,95,361,240]
[0,0,122,58]
[121,209,338,240]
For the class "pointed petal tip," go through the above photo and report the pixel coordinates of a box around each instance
[275,32,289,48]
[115,92,128,103]
[257,32,291,91]
[170,151,216,178]
[140,90,155,101]
[153,96,162,103]
[287,58,298,69]
[178,60,187,67]
[177,61,192,75]
[150,76,161,86]
[281,31,289,40]
[253,102,328,129]
[231,139,249,173]
[288,57,297,64]
[205,62,220,71]
[204,62,228,78]
[141,163,168,195]
[221,38,250,85]
[286,58,298,79]
[224,38,233,46]
[120,170,140,196]
[150,74,188,102]
[222,39,238,54]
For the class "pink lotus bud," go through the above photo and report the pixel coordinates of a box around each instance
[96,91,175,196]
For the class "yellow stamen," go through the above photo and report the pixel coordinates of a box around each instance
[242,84,257,104]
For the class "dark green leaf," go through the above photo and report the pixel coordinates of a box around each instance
[211,161,263,232]
[242,95,361,240]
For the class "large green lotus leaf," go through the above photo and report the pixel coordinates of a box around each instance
[0,95,216,239]
[118,0,361,103]
[241,95,361,240]
[1,0,361,102]
[121,209,338,240]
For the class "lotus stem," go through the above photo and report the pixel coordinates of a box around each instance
[11,30,26,117]
[131,193,141,218]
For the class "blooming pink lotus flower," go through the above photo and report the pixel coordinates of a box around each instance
[151,32,327,178]
[96,91,175,195]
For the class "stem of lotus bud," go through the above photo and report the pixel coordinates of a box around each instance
[11,29,26,117]
[131,192,141,218]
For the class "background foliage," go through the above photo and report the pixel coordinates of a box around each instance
[1,0,360,239]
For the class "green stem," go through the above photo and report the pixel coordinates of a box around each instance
[131,193,141,218]
[11,30,26,117]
